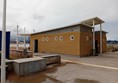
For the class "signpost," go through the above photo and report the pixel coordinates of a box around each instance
[1,0,7,83]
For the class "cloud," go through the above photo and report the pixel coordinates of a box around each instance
[0,0,118,40]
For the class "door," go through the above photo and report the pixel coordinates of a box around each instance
[95,40,99,54]
[34,39,38,53]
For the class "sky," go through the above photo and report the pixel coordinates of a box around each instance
[0,0,118,40]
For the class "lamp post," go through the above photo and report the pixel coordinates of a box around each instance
[16,25,19,50]
[24,27,26,49]
[1,0,7,83]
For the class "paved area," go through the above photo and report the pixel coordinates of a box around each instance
[61,52,118,68]
[34,52,118,68]
[6,52,118,83]
[46,63,118,83]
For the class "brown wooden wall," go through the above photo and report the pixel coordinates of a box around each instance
[80,32,93,56]
[95,32,107,53]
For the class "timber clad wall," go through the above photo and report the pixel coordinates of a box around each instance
[80,32,93,56]
[80,25,93,56]
[95,32,107,53]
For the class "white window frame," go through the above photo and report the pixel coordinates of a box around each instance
[54,36,58,41]
[46,37,49,41]
[70,35,75,40]
[42,37,45,41]
[59,36,63,41]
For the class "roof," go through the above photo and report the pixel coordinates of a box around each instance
[81,17,105,26]
[30,17,105,35]
[31,23,93,35]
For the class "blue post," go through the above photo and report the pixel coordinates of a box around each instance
[0,31,10,59]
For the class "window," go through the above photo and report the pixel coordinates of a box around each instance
[86,36,89,41]
[42,37,45,41]
[46,37,49,41]
[54,36,58,41]
[59,36,63,41]
[70,35,74,40]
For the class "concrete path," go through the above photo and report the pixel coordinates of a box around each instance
[32,52,118,83]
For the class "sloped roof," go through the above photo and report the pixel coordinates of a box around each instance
[31,17,104,35]
[31,23,93,35]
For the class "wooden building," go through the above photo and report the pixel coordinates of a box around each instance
[30,17,107,57]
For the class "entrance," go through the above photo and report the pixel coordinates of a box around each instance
[34,39,38,53]
[95,40,99,54]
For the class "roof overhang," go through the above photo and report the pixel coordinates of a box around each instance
[81,17,105,26]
